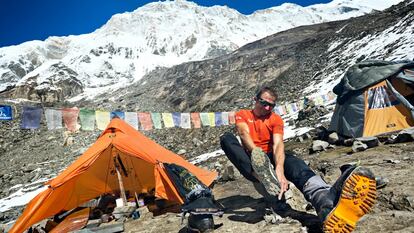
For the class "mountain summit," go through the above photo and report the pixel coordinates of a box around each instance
[0,0,404,102]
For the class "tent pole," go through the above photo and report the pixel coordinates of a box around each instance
[115,165,128,206]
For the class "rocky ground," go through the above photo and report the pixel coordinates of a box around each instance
[1,100,413,232]
[1,116,413,232]
[123,140,414,233]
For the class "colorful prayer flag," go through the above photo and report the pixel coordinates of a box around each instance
[315,96,324,105]
[79,109,95,131]
[62,107,80,132]
[281,105,287,115]
[151,113,162,129]
[285,104,293,114]
[138,112,153,131]
[172,112,181,127]
[291,103,298,113]
[162,113,174,128]
[21,106,42,129]
[208,112,215,127]
[111,111,125,120]
[200,113,210,127]
[274,106,282,115]
[215,112,222,126]
[96,111,110,130]
[321,94,329,102]
[124,112,138,130]
[191,113,201,128]
[228,112,235,124]
[298,100,305,110]
[327,91,336,101]
[221,112,229,125]
[45,109,63,130]
[0,105,12,120]
[180,113,191,129]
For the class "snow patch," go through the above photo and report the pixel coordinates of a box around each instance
[0,178,50,212]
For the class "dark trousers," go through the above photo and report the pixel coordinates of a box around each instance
[220,132,316,192]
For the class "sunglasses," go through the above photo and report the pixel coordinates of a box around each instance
[257,97,275,108]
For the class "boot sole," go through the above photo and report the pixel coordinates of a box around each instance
[251,148,280,196]
[323,167,377,233]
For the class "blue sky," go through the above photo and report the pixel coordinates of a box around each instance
[0,0,331,47]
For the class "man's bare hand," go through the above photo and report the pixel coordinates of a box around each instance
[276,168,289,200]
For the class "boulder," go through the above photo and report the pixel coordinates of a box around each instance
[215,160,238,182]
[352,141,368,152]
[112,206,136,220]
[327,132,339,145]
[177,149,186,155]
[343,138,355,147]
[355,136,379,148]
[396,127,414,142]
[311,140,329,152]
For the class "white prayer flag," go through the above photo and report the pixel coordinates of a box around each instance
[221,112,229,125]
[124,112,139,130]
[180,113,191,129]
[45,109,62,130]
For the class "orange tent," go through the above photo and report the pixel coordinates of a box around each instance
[9,118,217,233]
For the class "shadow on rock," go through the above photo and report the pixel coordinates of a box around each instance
[217,195,265,224]
[273,205,322,233]
[217,195,322,232]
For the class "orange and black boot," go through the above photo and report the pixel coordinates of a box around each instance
[304,165,377,233]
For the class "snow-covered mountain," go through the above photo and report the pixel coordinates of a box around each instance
[0,0,404,102]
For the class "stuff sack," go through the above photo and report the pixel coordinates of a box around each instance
[164,163,223,232]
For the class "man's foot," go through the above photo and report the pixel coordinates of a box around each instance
[322,166,377,233]
[251,148,280,197]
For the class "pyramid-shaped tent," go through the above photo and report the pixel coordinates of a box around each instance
[10,118,217,233]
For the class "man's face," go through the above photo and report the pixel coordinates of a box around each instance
[254,91,276,116]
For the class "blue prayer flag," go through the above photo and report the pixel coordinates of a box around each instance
[172,112,181,127]
[0,105,12,120]
[111,111,125,119]
[215,112,222,126]
[21,106,43,129]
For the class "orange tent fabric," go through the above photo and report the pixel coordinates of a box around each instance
[10,118,217,233]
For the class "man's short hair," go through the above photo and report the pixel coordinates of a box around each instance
[255,86,278,101]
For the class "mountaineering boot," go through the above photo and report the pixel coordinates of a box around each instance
[304,165,377,233]
[251,147,281,197]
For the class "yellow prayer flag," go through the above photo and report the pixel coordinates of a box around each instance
[208,112,215,127]
[95,111,110,130]
[162,113,174,128]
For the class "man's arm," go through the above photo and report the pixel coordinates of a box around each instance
[236,122,256,152]
[273,133,289,200]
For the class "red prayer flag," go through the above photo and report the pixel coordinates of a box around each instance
[62,107,80,132]
[138,112,153,131]
[191,113,201,128]
[228,112,236,124]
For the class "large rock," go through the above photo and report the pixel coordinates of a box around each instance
[352,140,368,152]
[311,140,329,152]
[327,132,339,145]
[6,62,83,102]
[112,206,136,220]
[395,127,414,143]
[355,136,380,148]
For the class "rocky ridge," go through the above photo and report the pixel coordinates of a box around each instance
[0,0,403,102]
[91,0,413,113]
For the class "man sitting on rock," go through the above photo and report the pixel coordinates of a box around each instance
[220,86,377,232]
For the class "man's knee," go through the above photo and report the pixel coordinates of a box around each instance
[220,132,237,147]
